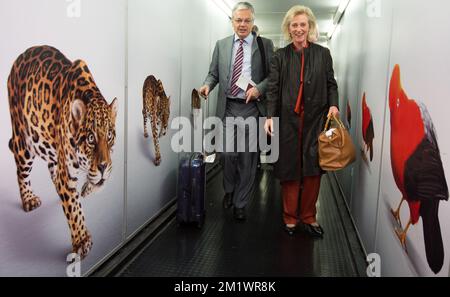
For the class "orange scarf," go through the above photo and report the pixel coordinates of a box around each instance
[293,43,309,115]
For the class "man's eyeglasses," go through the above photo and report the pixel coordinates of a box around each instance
[233,18,253,25]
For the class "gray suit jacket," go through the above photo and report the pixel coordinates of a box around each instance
[203,33,274,119]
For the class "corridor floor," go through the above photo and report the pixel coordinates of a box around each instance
[117,168,367,277]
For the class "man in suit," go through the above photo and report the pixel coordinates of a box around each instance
[199,2,274,221]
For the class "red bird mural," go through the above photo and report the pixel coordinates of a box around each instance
[362,93,374,161]
[346,101,352,129]
[389,64,448,274]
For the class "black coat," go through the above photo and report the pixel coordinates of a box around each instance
[266,43,339,181]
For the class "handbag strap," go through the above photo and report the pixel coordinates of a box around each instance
[323,115,332,132]
[323,114,345,131]
[323,114,346,148]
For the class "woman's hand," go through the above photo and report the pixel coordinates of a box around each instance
[264,118,274,137]
[327,106,339,118]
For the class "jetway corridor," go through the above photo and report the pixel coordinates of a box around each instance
[93,166,367,277]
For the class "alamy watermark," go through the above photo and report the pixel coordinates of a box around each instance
[170,116,280,163]
[366,253,381,277]
[66,253,81,277]
[66,0,81,18]
[366,0,381,18]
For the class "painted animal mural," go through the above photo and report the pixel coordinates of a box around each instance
[362,93,374,162]
[346,100,352,129]
[142,75,170,166]
[7,45,117,259]
[389,64,448,274]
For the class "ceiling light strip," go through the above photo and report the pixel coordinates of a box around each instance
[212,0,232,18]
[329,0,351,40]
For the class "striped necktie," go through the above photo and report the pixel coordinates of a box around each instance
[230,39,244,97]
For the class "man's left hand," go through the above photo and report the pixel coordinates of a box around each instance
[245,87,261,104]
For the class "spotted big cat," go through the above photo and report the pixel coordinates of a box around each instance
[142,75,170,166]
[7,45,117,259]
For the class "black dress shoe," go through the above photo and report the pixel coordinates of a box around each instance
[284,225,296,236]
[303,223,324,238]
[223,193,233,209]
[233,207,246,221]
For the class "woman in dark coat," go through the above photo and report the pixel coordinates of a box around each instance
[264,5,339,237]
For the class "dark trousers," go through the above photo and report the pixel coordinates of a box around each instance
[222,100,259,209]
[223,152,258,209]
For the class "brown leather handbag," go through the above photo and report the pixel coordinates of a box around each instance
[318,114,356,171]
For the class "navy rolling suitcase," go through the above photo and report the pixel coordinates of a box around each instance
[176,153,206,228]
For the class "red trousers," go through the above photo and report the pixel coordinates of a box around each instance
[280,109,321,226]
[281,177,321,225]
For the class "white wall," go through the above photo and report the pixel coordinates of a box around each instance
[179,0,232,149]
[331,0,450,276]
[126,0,183,237]
[125,0,231,238]
[376,0,450,277]
[205,0,233,120]
[0,0,231,276]
[329,0,366,208]
[331,0,394,254]
[0,0,126,276]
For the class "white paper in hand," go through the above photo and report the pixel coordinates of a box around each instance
[236,75,256,94]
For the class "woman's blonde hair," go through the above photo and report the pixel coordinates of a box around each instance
[281,5,318,42]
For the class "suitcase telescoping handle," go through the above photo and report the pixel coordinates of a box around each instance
[188,153,203,207]
[190,154,195,203]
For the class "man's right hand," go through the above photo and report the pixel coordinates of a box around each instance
[199,85,210,99]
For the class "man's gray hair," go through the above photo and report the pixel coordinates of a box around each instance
[232,2,255,20]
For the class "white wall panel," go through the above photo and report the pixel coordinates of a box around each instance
[376,0,450,276]
[0,0,231,276]
[126,0,182,237]
[204,0,233,120]
[351,0,393,254]
[0,0,126,276]
[329,0,366,208]
[331,0,450,276]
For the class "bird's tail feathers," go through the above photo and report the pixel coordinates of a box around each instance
[420,199,444,274]
[369,142,374,162]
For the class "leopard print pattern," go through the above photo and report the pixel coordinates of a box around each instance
[142,75,170,166]
[7,45,117,259]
